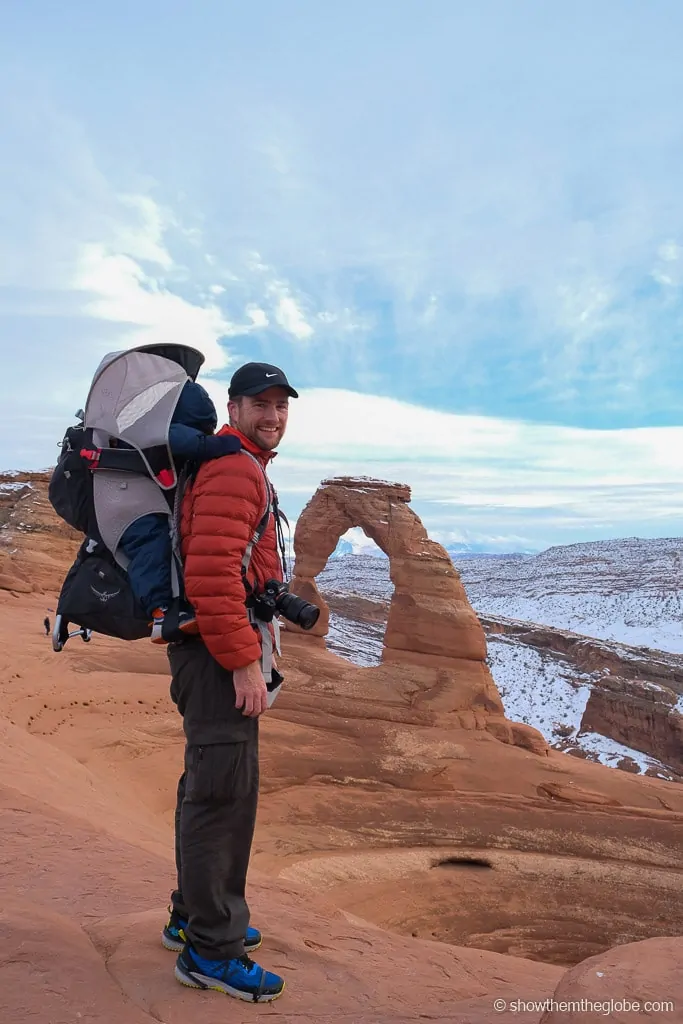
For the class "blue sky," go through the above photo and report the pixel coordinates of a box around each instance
[1,1,682,551]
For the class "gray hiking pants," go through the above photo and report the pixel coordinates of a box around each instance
[168,637,259,960]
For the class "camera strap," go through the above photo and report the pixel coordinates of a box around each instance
[248,613,281,674]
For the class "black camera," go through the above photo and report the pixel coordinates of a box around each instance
[251,578,320,631]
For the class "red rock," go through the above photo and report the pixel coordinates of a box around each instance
[290,476,547,754]
[540,937,682,1023]
[480,616,683,774]
[1,474,683,1021]
[581,676,683,773]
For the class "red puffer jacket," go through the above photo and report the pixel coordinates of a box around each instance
[179,425,283,670]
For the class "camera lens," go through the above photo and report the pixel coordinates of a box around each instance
[276,591,320,630]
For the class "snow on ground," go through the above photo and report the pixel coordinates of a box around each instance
[322,600,677,778]
[317,547,681,776]
[485,635,595,737]
[470,591,683,654]
[325,612,386,668]
[575,732,666,773]
[454,537,683,654]
[0,481,31,493]
[485,636,675,774]
[317,555,393,603]
[317,542,683,654]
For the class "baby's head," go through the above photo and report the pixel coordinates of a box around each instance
[185,380,218,434]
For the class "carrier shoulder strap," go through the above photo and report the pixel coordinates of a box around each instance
[171,447,273,586]
[240,450,273,588]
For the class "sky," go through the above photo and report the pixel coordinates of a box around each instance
[1,0,682,552]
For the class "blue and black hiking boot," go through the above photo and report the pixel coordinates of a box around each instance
[174,943,285,1002]
[161,907,262,953]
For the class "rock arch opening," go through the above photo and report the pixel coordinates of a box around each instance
[288,474,491,669]
[315,529,394,666]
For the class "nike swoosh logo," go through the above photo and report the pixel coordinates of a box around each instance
[265,373,278,377]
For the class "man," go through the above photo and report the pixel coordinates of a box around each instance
[161,361,297,1003]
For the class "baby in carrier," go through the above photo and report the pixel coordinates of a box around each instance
[119,379,239,643]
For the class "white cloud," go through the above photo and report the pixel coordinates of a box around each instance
[0,92,258,449]
[200,381,683,547]
[266,281,313,340]
[3,11,683,547]
[274,293,312,340]
[171,16,683,413]
[339,527,385,556]
[114,194,175,269]
[659,242,681,262]
[240,251,314,340]
[273,389,682,544]
[430,529,536,554]
[246,305,269,327]
[74,242,231,372]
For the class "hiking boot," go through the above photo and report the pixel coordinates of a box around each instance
[161,907,188,951]
[150,608,168,645]
[161,908,262,954]
[174,944,284,1002]
[151,609,198,645]
[178,611,198,635]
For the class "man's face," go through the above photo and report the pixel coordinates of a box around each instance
[228,387,290,450]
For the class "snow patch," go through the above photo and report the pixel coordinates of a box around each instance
[485,635,594,737]
[0,482,32,494]
[318,554,392,595]
[575,732,662,773]
[325,612,386,667]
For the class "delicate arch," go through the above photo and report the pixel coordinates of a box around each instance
[290,477,486,664]
[287,476,548,754]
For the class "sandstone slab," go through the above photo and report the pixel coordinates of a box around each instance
[540,937,682,1023]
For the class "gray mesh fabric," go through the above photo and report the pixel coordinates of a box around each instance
[93,471,173,573]
[85,349,187,455]
[84,348,191,580]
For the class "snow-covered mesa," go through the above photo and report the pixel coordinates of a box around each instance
[457,537,683,655]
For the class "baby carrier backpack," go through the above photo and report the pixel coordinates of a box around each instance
[48,343,206,652]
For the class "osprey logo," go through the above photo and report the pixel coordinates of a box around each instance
[90,584,121,604]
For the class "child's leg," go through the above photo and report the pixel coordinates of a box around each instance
[119,513,173,617]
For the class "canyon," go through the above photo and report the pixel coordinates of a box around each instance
[0,470,681,1022]
[316,544,683,780]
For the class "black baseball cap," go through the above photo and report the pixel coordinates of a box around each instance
[228,361,299,399]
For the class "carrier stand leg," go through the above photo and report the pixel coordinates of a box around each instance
[52,614,92,652]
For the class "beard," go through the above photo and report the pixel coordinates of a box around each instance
[249,424,283,449]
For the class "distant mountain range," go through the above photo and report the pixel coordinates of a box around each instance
[330,530,533,560]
